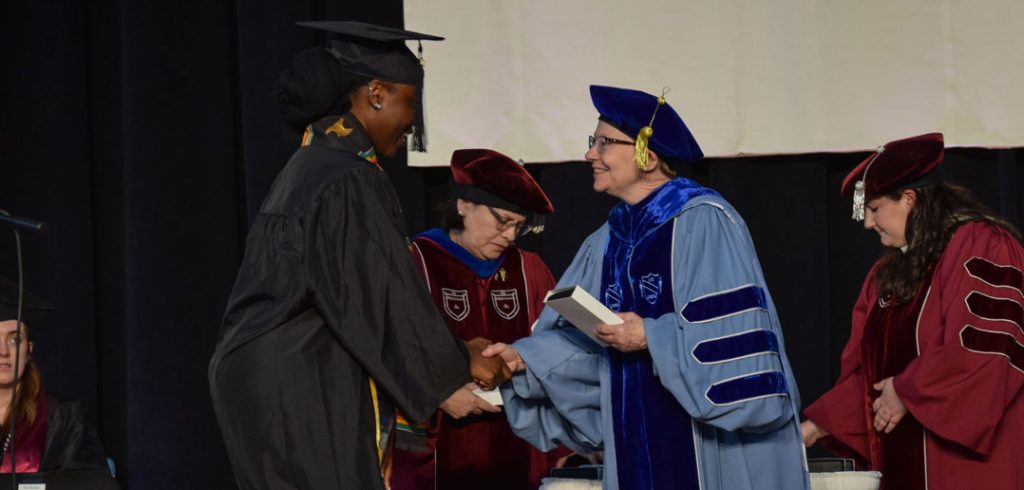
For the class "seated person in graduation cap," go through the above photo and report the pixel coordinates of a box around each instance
[391,149,569,490]
[483,86,810,490]
[0,276,108,473]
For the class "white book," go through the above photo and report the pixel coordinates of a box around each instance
[473,388,503,406]
[543,285,622,346]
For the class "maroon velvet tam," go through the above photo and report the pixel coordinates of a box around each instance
[840,132,945,198]
[450,149,554,216]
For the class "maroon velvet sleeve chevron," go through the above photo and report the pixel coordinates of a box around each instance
[892,221,1024,456]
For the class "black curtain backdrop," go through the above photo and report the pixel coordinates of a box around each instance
[1,1,1022,488]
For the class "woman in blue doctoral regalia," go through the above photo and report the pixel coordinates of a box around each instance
[484,86,810,490]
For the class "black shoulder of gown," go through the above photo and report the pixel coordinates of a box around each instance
[40,394,109,472]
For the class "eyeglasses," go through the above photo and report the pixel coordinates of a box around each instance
[486,206,532,237]
[588,135,634,153]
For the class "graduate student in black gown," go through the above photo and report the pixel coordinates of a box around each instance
[208,22,502,490]
[0,276,108,474]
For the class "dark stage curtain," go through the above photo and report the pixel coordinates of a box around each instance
[2,1,404,488]
[1,1,1022,488]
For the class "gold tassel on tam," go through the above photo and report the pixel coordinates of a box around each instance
[634,88,669,171]
[634,126,654,171]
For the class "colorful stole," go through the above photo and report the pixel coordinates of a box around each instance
[601,178,718,490]
[301,114,380,167]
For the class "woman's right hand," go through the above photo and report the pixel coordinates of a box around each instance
[801,419,829,447]
[481,342,525,373]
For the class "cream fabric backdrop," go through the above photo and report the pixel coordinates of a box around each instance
[406,0,1024,166]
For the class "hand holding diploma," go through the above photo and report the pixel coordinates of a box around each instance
[596,312,648,352]
[441,382,503,418]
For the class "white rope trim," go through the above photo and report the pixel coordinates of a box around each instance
[411,241,432,294]
[914,286,933,355]
[517,249,532,320]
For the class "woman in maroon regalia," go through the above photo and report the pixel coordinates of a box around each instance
[801,133,1024,489]
[391,149,569,490]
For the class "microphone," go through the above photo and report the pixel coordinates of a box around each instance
[0,211,47,233]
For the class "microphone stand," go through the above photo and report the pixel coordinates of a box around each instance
[1,215,24,487]
[0,215,45,234]
[0,209,44,487]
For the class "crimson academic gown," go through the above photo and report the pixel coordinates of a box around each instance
[804,221,1024,489]
[391,228,563,489]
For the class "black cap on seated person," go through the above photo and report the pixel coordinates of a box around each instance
[450,149,554,234]
[294,21,444,151]
[841,133,945,221]
[0,275,52,325]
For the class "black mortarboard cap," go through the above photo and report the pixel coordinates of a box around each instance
[0,275,52,324]
[296,21,443,87]
[296,21,444,152]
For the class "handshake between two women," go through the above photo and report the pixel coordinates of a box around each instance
[438,337,514,419]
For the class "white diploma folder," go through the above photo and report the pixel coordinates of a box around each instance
[473,388,504,406]
[543,285,622,346]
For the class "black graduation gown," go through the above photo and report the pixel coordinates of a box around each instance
[40,395,109,471]
[209,114,471,490]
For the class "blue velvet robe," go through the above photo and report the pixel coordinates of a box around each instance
[500,178,809,490]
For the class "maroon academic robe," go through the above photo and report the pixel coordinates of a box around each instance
[391,229,565,490]
[804,221,1024,489]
